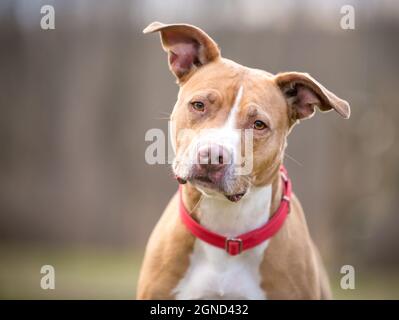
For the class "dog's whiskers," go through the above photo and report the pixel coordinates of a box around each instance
[284,152,303,167]
[154,111,172,121]
[189,194,204,215]
[241,175,253,187]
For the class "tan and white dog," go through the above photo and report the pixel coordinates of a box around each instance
[137,22,350,300]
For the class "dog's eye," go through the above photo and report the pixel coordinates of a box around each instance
[253,120,267,130]
[191,101,205,112]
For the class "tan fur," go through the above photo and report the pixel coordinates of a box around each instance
[137,180,331,299]
[137,192,194,299]
[137,22,349,300]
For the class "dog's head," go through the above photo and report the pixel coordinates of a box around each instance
[144,22,350,202]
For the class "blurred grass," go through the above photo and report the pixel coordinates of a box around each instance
[330,268,399,300]
[0,244,143,299]
[0,244,398,299]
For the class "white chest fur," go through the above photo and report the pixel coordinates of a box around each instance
[173,185,272,300]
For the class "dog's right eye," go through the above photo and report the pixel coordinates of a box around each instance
[253,120,268,130]
[190,101,205,112]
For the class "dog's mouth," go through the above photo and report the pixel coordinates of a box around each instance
[192,176,247,202]
[195,175,213,184]
[191,175,221,191]
[176,175,247,202]
[225,192,246,202]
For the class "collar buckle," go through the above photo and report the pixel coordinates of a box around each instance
[225,238,243,256]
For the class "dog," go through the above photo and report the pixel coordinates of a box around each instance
[137,22,350,300]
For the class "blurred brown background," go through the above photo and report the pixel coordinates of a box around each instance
[0,0,398,299]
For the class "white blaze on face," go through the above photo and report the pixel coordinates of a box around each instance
[195,85,244,160]
[225,85,243,131]
[219,85,244,167]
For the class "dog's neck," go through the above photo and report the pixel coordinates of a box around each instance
[198,185,272,237]
[182,173,283,237]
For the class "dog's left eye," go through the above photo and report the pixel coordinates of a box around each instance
[191,101,205,112]
[253,120,267,130]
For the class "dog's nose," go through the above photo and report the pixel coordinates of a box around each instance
[196,144,231,180]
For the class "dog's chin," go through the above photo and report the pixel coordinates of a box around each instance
[190,177,247,203]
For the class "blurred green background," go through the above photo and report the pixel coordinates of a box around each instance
[1,245,399,299]
[1,0,399,299]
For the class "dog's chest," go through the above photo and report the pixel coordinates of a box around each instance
[174,240,268,299]
[173,186,272,300]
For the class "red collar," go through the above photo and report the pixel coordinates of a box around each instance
[179,166,292,256]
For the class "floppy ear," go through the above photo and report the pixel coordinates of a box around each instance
[143,22,221,83]
[274,72,351,123]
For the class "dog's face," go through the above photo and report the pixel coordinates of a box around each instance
[170,61,290,201]
[144,22,350,202]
